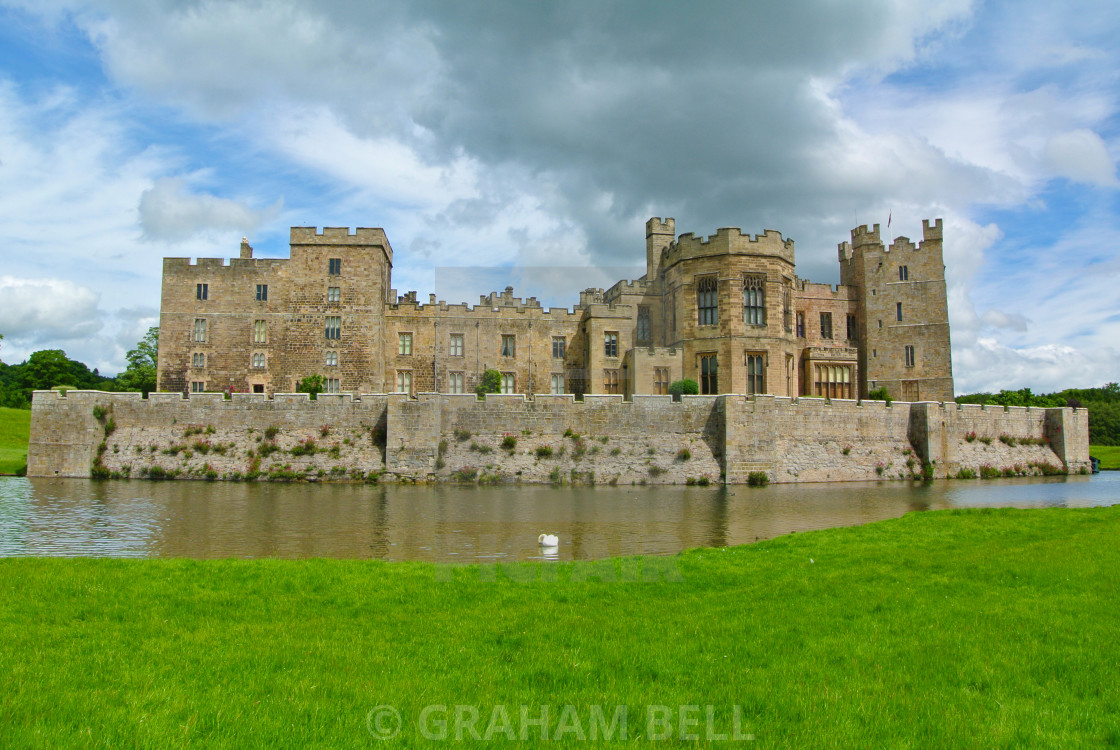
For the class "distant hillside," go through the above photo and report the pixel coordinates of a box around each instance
[957,384,1120,446]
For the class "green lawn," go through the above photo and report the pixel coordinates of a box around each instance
[1090,444,1120,470]
[1,506,1118,747]
[0,407,30,475]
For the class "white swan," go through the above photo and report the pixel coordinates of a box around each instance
[538,533,559,547]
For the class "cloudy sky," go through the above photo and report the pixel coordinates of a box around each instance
[0,0,1117,394]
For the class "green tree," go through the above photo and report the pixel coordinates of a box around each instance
[21,350,75,391]
[668,378,699,402]
[475,369,502,398]
[298,375,325,400]
[116,327,159,395]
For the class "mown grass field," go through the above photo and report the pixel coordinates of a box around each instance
[0,407,30,475]
[1,506,1118,747]
[1091,445,1120,470]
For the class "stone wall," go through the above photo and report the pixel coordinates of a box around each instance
[28,391,1090,483]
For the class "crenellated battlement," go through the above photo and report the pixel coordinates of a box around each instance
[645,217,675,236]
[289,227,393,261]
[162,256,286,271]
[663,226,795,266]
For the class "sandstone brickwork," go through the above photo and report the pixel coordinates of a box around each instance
[156,217,953,403]
[28,390,1090,483]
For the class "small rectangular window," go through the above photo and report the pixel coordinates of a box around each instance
[500,372,515,394]
[253,319,267,344]
[905,345,916,368]
[501,335,516,357]
[746,353,765,395]
[697,276,718,325]
[820,312,833,339]
[550,373,565,395]
[899,265,909,281]
[325,378,340,394]
[398,332,412,355]
[192,352,205,368]
[448,372,464,394]
[449,334,464,357]
[196,283,208,300]
[552,337,565,359]
[604,331,619,358]
[796,312,804,338]
[846,314,857,341]
[193,318,207,343]
[654,367,670,395]
[256,284,268,301]
[603,369,620,394]
[896,302,903,322]
[328,286,340,303]
[325,316,341,340]
[700,354,718,394]
[326,351,338,367]
[396,370,412,394]
[637,306,651,343]
[328,258,341,275]
[252,352,266,368]
[190,381,205,393]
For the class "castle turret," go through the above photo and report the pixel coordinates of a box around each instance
[842,219,953,402]
[646,217,675,279]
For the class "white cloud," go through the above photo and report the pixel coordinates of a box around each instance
[0,276,102,340]
[138,177,281,242]
[1044,129,1118,186]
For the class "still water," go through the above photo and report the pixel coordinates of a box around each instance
[1,474,1117,562]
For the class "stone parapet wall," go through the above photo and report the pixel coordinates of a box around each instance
[28,391,1090,483]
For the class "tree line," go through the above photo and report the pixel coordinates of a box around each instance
[957,384,1120,446]
[0,328,157,409]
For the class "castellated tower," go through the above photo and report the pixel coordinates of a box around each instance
[645,217,675,279]
[839,219,953,402]
[157,227,394,395]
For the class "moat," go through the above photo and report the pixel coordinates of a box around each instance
[1,474,1117,561]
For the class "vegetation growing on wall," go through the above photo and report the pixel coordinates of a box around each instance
[957,383,1120,445]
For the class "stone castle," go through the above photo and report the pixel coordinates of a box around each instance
[156,218,953,402]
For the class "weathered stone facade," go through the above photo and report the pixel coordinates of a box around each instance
[156,217,953,402]
[28,390,1090,483]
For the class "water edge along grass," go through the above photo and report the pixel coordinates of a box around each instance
[1090,444,1120,470]
[0,407,30,475]
[1,505,1118,747]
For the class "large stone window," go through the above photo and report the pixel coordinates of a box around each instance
[699,353,718,394]
[255,284,268,301]
[905,345,916,368]
[501,335,516,357]
[746,353,765,395]
[814,364,852,399]
[193,318,207,343]
[327,286,340,303]
[743,275,765,326]
[251,352,266,369]
[654,367,670,395]
[500,372,515,394]
[196,283,208,301]
[449,333,464,357]
[820,312,833,339]
[398,332,412,355]
[396,370,412,394]
[637,306,651,344]
[253,320,267,344]
[552,337,565,359]
[191,352,205,368]
[448,372,464,394]
[551,373,565,394]
[697,276,718,326]
[328,258,341,275]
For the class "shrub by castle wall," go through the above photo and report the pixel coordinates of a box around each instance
[28,391,1090,483]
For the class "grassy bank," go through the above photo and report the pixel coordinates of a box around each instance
[0,406,30,475]
[1,507,1119,747]
[1091,444,1120,470]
